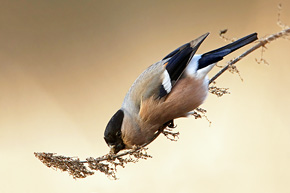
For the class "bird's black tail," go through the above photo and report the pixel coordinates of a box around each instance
[198,33,258,69]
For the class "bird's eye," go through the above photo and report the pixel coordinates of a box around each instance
[116,131,121,137]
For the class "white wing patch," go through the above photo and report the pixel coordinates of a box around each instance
[185,54,201,76]
[162,70,172,93]
[185,54,215,79]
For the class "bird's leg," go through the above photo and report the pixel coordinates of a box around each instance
[162,120,179,141]
[164,120,176,128]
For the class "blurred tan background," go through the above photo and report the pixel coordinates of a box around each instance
[1,0,290,192]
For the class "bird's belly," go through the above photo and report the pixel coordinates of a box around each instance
[163,77,208,119]
[139,77,208,127]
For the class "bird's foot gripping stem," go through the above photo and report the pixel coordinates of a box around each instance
[162,120,179,141]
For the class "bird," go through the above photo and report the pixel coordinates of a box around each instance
[104,32,258,154]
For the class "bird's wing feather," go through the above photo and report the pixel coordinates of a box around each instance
[121,61,166,113]
[158,33,209,98]
[122,33,209,114]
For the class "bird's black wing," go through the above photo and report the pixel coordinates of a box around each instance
[158,33,209,98]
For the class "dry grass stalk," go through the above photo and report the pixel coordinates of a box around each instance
[209,82,230,97]
[35,13,290,179]
[35,146,152,180]
[209,27,290,84]
[191,107,212,126]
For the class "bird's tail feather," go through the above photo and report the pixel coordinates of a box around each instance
[198,33,258,69]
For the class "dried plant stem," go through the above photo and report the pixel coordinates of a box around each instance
[35,126,166,179]
[209,27,290,84]
[82,128,164,164]
[35,26,290,180]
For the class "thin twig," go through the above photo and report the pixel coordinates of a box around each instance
[35,26,290,179]
[82,128,163,164]
[209,27,290,84]
[34,126,166,179]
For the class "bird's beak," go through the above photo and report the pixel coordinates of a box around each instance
[109,144,124,154]
[109,145,117,154]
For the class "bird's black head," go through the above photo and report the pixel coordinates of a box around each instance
[104,109,126,154]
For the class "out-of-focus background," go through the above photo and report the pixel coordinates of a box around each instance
[1,0,290,192]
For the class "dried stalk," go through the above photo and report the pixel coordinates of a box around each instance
[35,126,169,179]
[209,27,290,84]
[35,26,290,179]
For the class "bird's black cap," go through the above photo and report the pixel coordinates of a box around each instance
[104,109,125,153]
